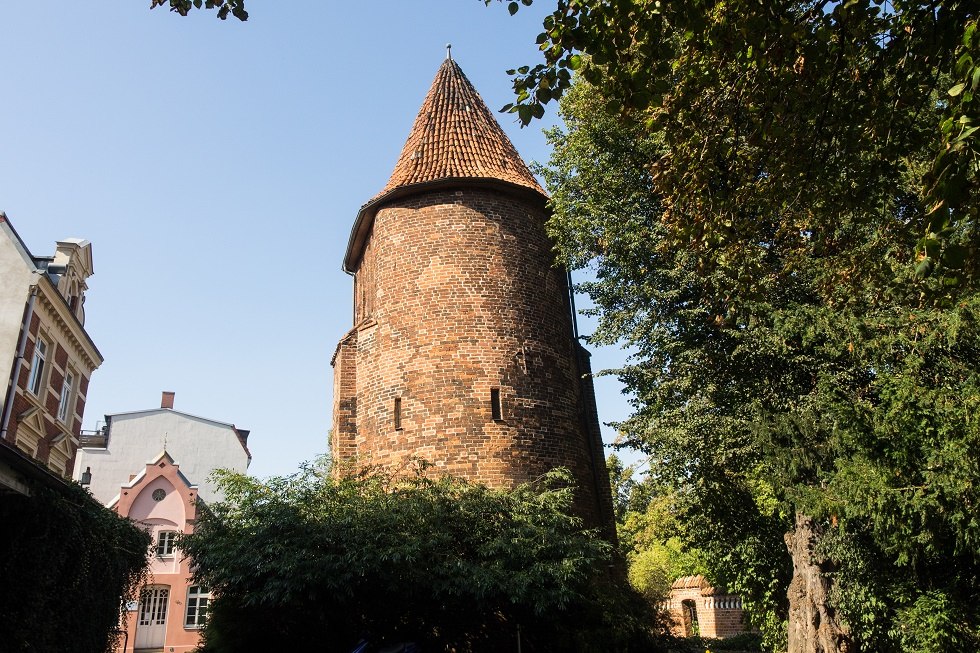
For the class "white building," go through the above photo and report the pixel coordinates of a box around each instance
[74,392,251,505]
[74,393,251,653]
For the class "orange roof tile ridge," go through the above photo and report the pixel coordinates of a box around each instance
[372,58,543,201]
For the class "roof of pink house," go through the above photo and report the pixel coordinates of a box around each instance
[107,450,197,511]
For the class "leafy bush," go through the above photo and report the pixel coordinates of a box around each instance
[183,460,663,652]
[712,632,764,651]
[663,632,762,653]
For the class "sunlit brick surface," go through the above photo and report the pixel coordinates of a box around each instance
[332,59,614,530]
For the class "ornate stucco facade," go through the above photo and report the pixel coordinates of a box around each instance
[0,213,102,489]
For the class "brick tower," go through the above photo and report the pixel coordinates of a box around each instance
[331,52,614,528]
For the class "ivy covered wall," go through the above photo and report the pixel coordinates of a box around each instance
[0,479,150,653]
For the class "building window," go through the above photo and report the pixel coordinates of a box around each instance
[27,339,47,396]
[394,397,402,430]
[185,585,211,628]
[57,372,74,423]
[151,488,166,502]
[156,530,178,557]
[490,388,502,421]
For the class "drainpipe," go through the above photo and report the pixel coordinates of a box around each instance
[1,284,39,442]
[351,271,357,323]
[566,268,580,341]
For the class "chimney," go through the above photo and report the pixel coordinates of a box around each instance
[161,391,175,410]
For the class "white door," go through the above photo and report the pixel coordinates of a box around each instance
[135,586,169,649]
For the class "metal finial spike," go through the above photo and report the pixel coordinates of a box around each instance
[446,43,452,60]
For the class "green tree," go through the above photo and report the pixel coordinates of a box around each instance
[538,76,980,653]
[150,0,247,21]
[181,459,659,652]
[608,454,707,605]
[492,0,978,285]
[606,452,641,522]
[621,490,708,606]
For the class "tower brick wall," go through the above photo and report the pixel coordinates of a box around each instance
[333,186,613,526]
[331,329,358,463]
[331,55,615,531]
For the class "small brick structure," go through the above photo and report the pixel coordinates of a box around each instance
[665,575,751,639]
[331,53,615,531]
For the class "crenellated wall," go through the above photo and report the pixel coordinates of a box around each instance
[664,575,753,640]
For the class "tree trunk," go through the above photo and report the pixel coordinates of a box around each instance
[784,512,854,653]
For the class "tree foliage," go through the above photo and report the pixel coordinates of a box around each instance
[608,454,708,604]
[493,0,978,285]
[539,75,980,651]
[0,480,150,653]
[150,0,247,21]
[182,459,660,653]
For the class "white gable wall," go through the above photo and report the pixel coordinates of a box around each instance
[0,222,37,394]
[74,409,249,505]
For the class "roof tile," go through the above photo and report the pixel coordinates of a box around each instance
[372,57,544,200]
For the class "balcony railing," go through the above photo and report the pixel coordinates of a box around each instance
[78,429,107,449]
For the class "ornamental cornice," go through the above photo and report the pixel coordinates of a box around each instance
[34,279,103,372]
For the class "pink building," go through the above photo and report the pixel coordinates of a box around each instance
[112,451,207,652]
[74,392,251,652]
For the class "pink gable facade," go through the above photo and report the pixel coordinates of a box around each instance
[112,452,207,653]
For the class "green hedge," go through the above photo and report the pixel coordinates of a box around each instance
[666,632,764,653]
[0,480,149,653]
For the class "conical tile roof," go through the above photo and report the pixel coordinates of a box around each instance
[344,55,546,272]
[372,57,544,199]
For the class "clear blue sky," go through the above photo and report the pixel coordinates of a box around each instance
[0,1,638,478]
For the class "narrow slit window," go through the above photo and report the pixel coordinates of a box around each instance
[394,397,402,430]
[490,388,502,421]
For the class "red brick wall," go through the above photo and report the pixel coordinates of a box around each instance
[54,343,68,370]
[6,392,31,446]
[667,585,750,639]
[333,186,614,528]
[706,596,751,638]
[4,305,95,477]
[331,329,358,462]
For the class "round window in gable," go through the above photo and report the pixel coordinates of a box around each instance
[152,489,166,502]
